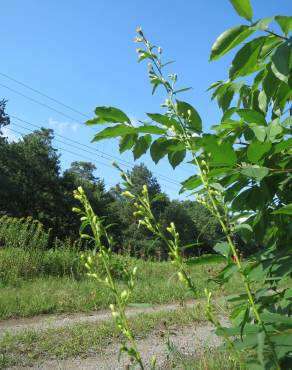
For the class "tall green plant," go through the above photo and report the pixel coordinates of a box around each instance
[73,187,156,369]
[84,1,292,368]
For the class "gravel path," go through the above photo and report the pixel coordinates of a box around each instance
[2,300,228,369]
[0,301,196,336]
[9,323,226,370]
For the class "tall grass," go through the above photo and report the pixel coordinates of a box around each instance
[0,247,86,285]
[0,215,50,250]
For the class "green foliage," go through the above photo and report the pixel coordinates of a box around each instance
[229,0,253,21]
[86,4,292,367]
[0,246,86,286]
[0,215,50,250]
[0,99,10,136]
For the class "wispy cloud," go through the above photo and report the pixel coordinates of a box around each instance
[48,118,79,134]
[2,126,19,142]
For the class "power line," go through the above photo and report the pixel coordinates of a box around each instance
[0,73,192,176]
[11,115,182,186]
[0,82,84,124]
[0,71,90,119]
[8,125,181,193]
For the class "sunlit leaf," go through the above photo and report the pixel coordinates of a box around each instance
[241,165,269,181]
[186,254,226,266]
[275,16,292,37]
[119,134,138,153]
[237,109,267,125]
[273,203,292,216]
[247,141,271,163]
[87,106,131,125]
[210,25,254,61]
[271,41,292,83]
[91,125,136,142]
[229,37,266,80]
[229,0,253,21]
[214,242,231,258]
[168,149,186,169]
[176,100,202,133]
[133,135,152,159]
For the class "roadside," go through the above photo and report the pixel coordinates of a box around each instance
[0,302,230,369]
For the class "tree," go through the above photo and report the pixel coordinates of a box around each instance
[0,99,10,137]
[127,163,161,197]
[107,163,169,257]
[61,161,114,239]
[0,128,64,235]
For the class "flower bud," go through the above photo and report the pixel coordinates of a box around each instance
[122,191,135,199]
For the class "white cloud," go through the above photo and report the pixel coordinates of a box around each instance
[48,118,79,134]
[2,126,19,142]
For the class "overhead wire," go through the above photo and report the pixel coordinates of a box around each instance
[8,125,181,193]
[0,71,89,119]
[0,72,193,178]
[11,116,182,186]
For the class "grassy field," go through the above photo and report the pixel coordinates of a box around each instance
[0,247,242,320]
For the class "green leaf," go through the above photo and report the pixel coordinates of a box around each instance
[137,125,166,134]
[266,120,283,142]
[214,242,231,258]
[150,137,169,164]
[91,124,136,142]
[133,135,151,160]
[275,16,292,37]
[229,37,266,80]
[251,125,267,142]
[271,333,292,358]
[203,135,237,167]
[253,17,274,31]
[146,113,182,132]
[257,330,265,365]
[258,90,267,113]
[214,263,238,283]
[241,165,269,181]
[174,87,193,94]
[259,35,282,60]
[186,254,226,266]
[168,149,186,169]
[86,106,131,125]
[261,312,292,326]
[210,25,254,61]
[176,100,202,133]
[229,0,253,21]
[180,175,202,192]
[207,80,224,91]
[119,134,138,153]
[233,223,253,233]
[273,203,292,216]
[263,64,282,101]
[237,109,267,125]
[274,137,292,153]
[247,141,271,163]
[271,41,292,83]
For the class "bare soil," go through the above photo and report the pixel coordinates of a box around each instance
[0,301,194,336]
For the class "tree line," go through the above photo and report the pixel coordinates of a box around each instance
[0,99,222,258]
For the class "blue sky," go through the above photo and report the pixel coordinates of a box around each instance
[1,0,291,198]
